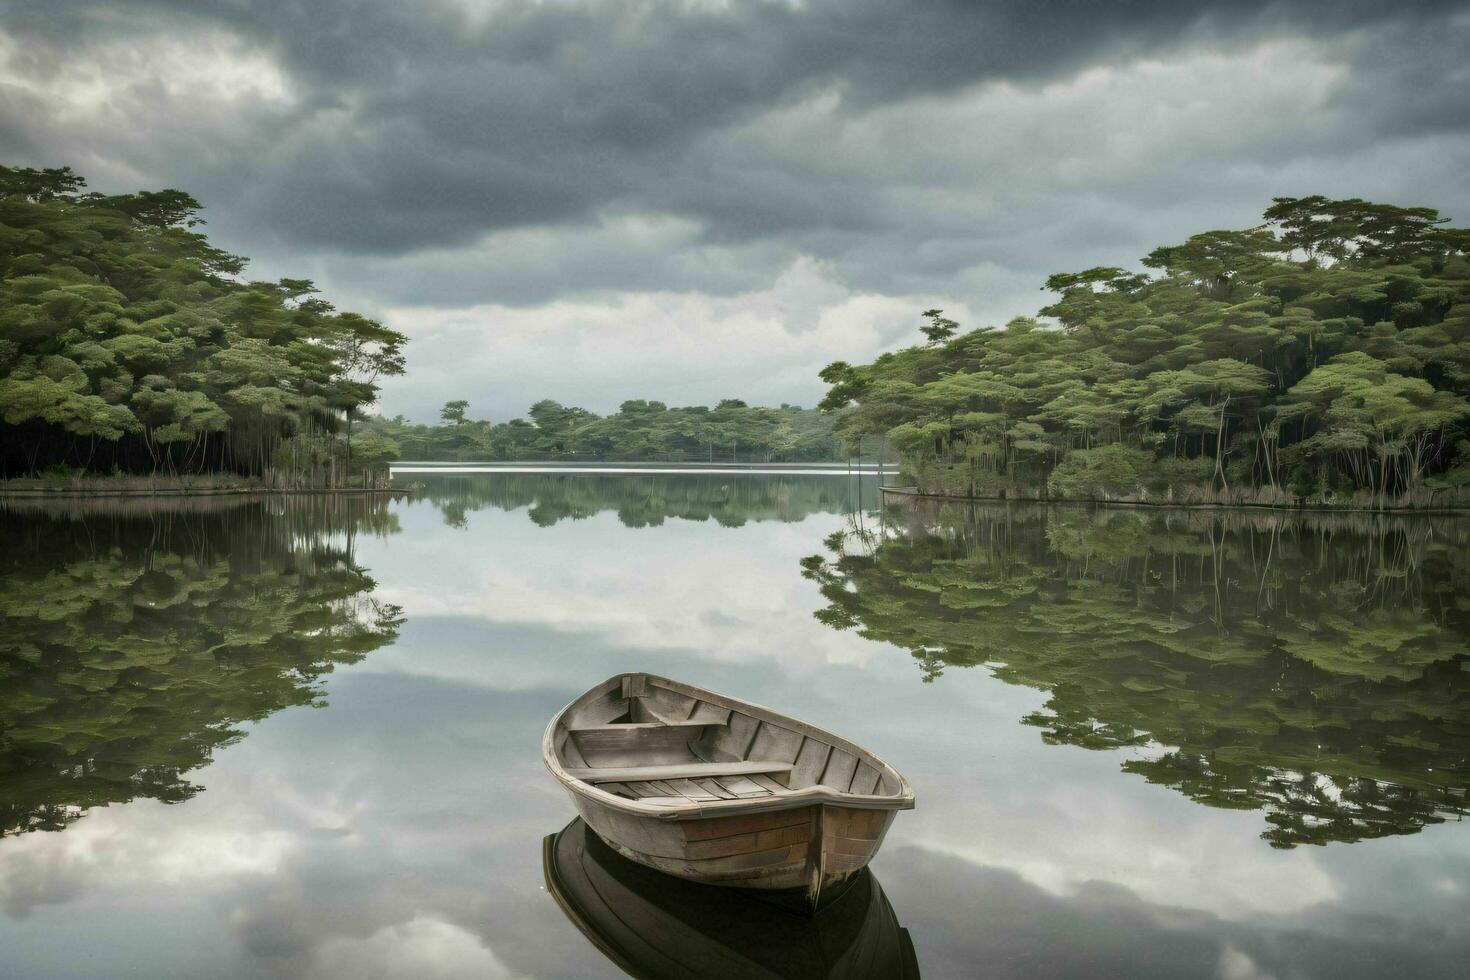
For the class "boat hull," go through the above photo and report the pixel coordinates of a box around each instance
[545,673,913,914]
[567,790,897,911]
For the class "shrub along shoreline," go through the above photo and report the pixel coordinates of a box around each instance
[0,473,412,496]
[875,483,1470,514]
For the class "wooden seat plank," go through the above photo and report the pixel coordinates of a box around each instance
[567,719,712,733]
[565,761,795,784]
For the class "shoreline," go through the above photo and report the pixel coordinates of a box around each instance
[878,485,1470,515]
[0,485,413,499]
[391,459,884,474]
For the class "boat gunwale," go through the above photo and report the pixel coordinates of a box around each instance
[543,672,916,821]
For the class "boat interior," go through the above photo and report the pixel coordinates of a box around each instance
[551,674,906,806]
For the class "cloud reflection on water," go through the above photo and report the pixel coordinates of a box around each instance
[1,479,1467,978]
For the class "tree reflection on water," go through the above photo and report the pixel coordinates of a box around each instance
[804,502,1470,847]
[414,472,877,529]
[0,496,403,837]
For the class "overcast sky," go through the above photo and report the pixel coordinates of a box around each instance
[3,0,1468,422]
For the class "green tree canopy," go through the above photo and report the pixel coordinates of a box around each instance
[820,196,1470,507]
[359,398,846,463]
[0,164,406,485]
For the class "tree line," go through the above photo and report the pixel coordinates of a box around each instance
[0,165,406,486]
[360,397,845,463]
[0,162,861,486]
[819,197,1470,507]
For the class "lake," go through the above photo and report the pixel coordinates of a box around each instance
[2,474,1467,979]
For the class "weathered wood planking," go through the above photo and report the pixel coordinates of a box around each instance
[680,807,812,842]
[790,737,832,789]
[850,761,882,795]
[683,822,811,861]
[819,749,860,791]
[712,775,770,798]
[749,722,804,765]
[693,778,736,799]
[572,725,705,768]
[664,778,722,802]
[641,684,695,721]
[688,701,733,726]
[570,691,631,727]
[567,719,710,733]
[701,711,762,762]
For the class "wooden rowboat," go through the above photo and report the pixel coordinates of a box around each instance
[543,673,914,912]
[543,817,921,979]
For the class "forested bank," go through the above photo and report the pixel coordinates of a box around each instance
[0,165,406,487]
[0,162,849,489]
[820,197,1470,508]
[359,397,846,463]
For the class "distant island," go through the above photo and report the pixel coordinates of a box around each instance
[820,196,1470,509]
[359,398,843,464]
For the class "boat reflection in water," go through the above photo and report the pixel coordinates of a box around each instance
[544,818,920,979]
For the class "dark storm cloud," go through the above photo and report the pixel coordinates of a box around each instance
[3,0,1467,261]
[4,0,1470,417]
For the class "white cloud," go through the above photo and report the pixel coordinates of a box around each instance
[302,916,521,980]
[0,797,297,918]
[304,209,789,308]
[1218,945,1278,980]
[0,757,381,919]
[908,765,1339,920]
[372,257,969,421]
[369,508,890,675]
[0,31,293,118]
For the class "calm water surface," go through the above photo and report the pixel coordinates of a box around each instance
[2,474,1467,979]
